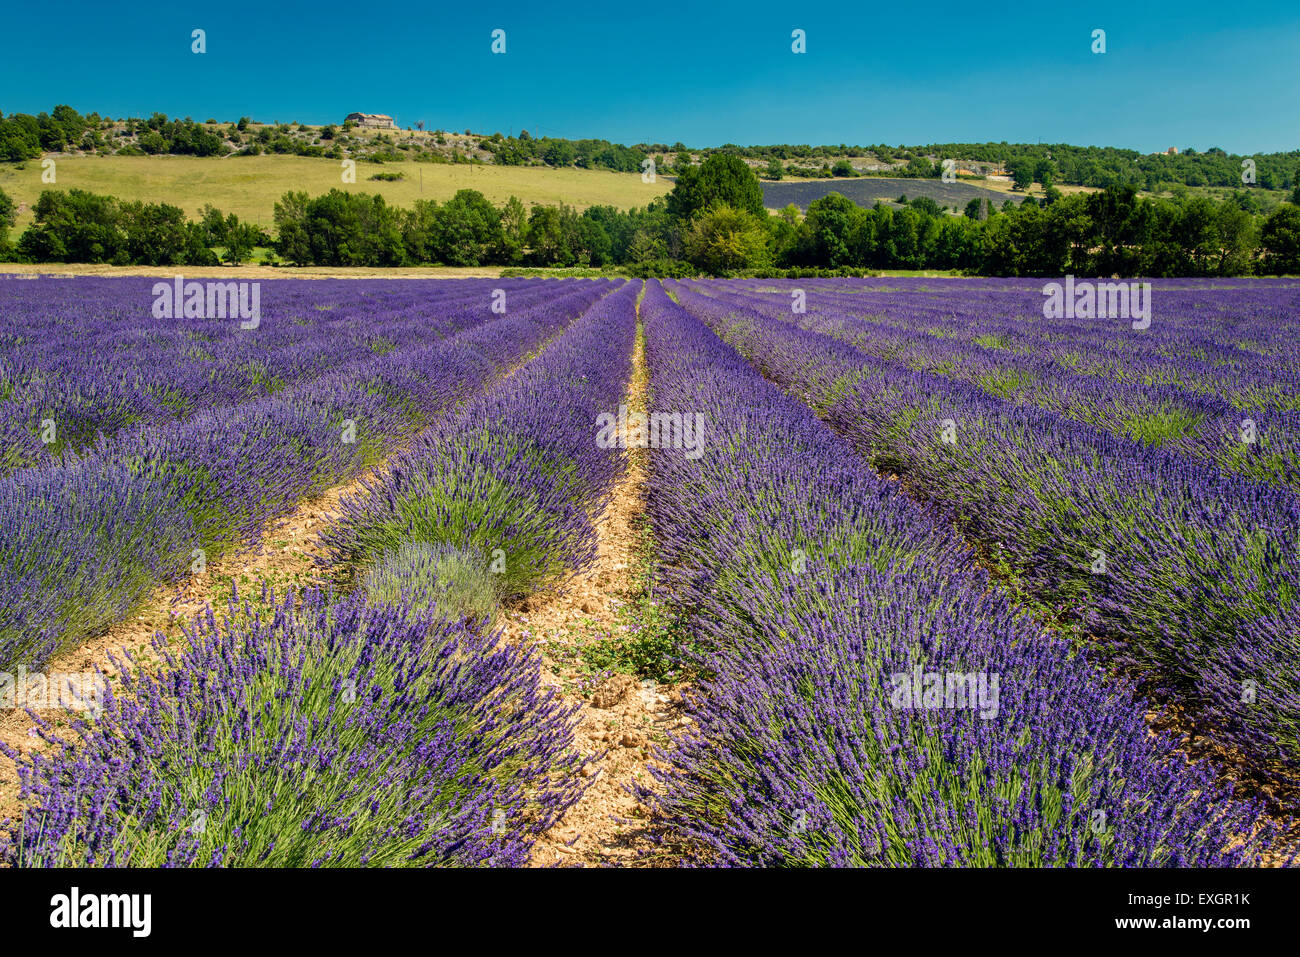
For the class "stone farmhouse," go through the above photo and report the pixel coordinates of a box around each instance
[345,113,396,129]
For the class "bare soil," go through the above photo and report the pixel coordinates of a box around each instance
[504,317,686,867]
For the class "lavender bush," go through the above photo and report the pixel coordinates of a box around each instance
[1,587,585,867]
[322,281,638,601]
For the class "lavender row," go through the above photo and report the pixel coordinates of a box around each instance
[321,280,639,605]
[637,280,1276,866]
[1,587,585,866]
[0,280,617,673]
[688,279,1300,492]
[666,279,1300,782]
[0,278,566,477]
[720,277,1300,412]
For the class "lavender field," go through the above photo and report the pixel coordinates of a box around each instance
[0,275,1296,868]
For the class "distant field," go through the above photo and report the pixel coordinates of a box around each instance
[0,261,503,278]
[0,155,671,230]
[762,176,1028,213]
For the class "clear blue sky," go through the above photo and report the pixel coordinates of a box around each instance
[3,1,1298,153]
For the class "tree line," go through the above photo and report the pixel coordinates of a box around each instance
[3,155,1300,274]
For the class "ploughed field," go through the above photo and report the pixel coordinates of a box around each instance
[0,274,1297,867]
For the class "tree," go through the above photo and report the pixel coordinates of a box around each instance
[526,204,577,265]
[909,196,943,218]
[1009,158,1035,191]
[763,158,784,180]
[804,193,861,266]
[497,195,528,264]
[0,187,15,246]
[1213,201,1256,276]
[1261,204,1300,275]
[426,189,502,265]
[119,200,193,265]
[273,191,313,264]
[682,204,771,274]
[223,222,257,265]
[18,189,124,263]
[666,154,765,222]
[905,156,935,178]
[1033,158,1056,189]
[0,113,42,160]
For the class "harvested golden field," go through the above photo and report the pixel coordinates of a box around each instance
[0,154,670,230]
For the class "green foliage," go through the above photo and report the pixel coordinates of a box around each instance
[579,524,690,682]
[273,188,406,266]
[1009,158,1035,190]
[1261,203,1300,274]
[481,132,644,173]
[667,154,766,222]
[1121,408,1207,448]
[623,258,695,278]
[683,204,772,273]
[5,164,1288,277]
[0,187,15,244]
[15,189,215,266]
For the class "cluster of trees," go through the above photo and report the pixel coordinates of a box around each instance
[917,142,1300,192]
[478,131,646,173]
[119,114,229,157]
[699,141,1300,192]
[1,106,235,160]
[271,188,675,268]
[263,157,1300,275]
[0,106,100,160]
[235,123,339,159]
[5,155,1300,274]
[1,189,269,266]
[779,187,1286,276]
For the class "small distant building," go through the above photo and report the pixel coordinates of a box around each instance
[1165,147,1178,155]
[345,113,395,129]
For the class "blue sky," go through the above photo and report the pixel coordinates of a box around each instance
[3,1,1298,152]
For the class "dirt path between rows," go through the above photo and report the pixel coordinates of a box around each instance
[1,303,684,865]
[504,313,685,867]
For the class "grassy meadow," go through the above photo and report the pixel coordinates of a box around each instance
[0,154,671,231]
